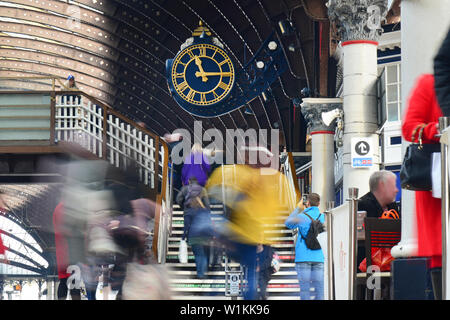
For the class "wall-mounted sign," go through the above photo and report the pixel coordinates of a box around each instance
[351,137,373,168]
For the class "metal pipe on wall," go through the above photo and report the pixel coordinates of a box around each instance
[440,117,450,299]
[347,187,359,300]
[325,200,335,300]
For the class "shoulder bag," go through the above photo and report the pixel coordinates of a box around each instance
[400,123,441,191]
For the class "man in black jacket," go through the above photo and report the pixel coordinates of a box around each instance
[358,170,400,219]
[434,27,450,116]
[356,170,400,284]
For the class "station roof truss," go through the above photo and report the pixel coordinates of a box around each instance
[0,0,321,148]
[0,1,328,275]
[1,184,60,277]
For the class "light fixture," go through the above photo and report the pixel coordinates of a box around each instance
[261,91,268,102]
[268,41,277,51]
[278,20,293,36]
[256,61,265,69]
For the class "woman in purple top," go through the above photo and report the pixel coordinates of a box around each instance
[181,143,211,186]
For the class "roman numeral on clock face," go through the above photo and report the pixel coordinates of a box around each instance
[186,89,196,101]
[218,81,228,90]
[198,46,207,57]
[178,81,189,92]
[187,50,195,59]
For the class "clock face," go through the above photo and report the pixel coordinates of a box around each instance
[171,43,235,106]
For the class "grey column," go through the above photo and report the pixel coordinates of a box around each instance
[327,0,388,200]
[301,98,343,212]
[46,277,54,300]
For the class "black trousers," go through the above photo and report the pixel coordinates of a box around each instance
[57,277,81,300]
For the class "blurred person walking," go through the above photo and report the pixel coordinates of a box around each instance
[256,244,274,300]
[206,145,292,300]
[0,191,9,266]
[176,177,213,279]
[402,73,443,299]
[285,193,325,300]
[52,202,81,300]
[181,143,211,187]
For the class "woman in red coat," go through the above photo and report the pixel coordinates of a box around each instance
[402,74,443,299]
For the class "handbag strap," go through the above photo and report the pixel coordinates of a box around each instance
[411,123,426,145]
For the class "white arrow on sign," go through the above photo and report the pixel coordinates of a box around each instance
[358,143,367,154]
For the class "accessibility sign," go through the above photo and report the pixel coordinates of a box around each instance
[226,272,241,296]
[351,137,373,168]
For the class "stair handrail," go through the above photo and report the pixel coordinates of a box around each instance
[280,152,301,210]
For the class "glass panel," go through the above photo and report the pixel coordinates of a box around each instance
[387,65,398,83]
[390,136,402,145]
[388,103,399,121]
[387,84,398,102]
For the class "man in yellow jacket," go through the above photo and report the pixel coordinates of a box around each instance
[206,147,294,299]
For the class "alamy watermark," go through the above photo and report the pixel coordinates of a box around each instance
[169,121,280,172]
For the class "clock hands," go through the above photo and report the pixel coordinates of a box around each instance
[194,55,232,81]
[194,56,208,82]
[195,71,233,77]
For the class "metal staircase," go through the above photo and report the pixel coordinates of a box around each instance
[166,203,300,300]
[0,86,304,299]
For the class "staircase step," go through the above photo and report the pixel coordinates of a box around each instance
[170,287,300,293]
[166,262,296,268]
[168,270,298,276]
[169,229,292,235]
[168,200,297,300]
[169,278,299,284]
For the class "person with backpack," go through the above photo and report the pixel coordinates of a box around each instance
[176,177,213,279]
[285,193,325,300]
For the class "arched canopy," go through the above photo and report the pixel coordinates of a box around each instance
[0,0,324,150]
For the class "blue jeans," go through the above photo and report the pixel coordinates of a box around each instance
[191,244,209,278]
[295,262,324,300]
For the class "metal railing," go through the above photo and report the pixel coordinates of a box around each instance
[280,152,301,210]
[0,76,69,91]
[324,200,335,300]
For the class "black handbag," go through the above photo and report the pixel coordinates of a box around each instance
[400,123,441,191]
